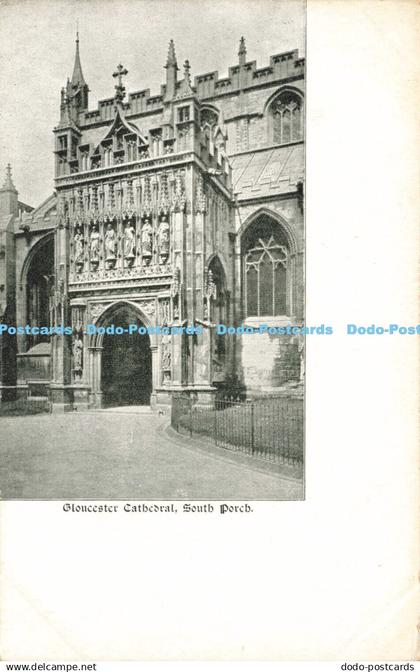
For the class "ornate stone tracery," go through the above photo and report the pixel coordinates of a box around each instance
[161,333,172,384]
[157,215,170,264]
[66,168,185,283]
[195,174,207,214]
[271,91,303,144]
[89,302,110,322]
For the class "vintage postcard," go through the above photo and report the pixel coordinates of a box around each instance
[0,0,418,664]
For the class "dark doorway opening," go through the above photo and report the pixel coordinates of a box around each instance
[26,236,54,350]
[101,306,152,407]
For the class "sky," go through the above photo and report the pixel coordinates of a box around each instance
[0,0,305,207]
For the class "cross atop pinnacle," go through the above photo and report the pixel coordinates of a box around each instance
[166,39,178,69]
[113,63,128,103]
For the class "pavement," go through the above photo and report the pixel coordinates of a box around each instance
[0,409,304,500]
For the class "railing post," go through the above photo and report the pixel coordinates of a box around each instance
[214,403,217,446]
[251,402,255,454]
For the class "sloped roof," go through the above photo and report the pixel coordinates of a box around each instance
[28,194,57,221]
[230,143,304,199]
[92,108,147,154]
[16,194,58,232]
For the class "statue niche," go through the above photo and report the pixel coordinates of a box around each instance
[157,215,170,264]
[72,332,83,382]
[141,217,153,265]
[104,222,117,269]
[90,223,100,268]
[73,226,84,271]
[123,220,136,266]
[161,333,172,385]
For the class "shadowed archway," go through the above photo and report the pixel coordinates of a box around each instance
[100,304,152,407]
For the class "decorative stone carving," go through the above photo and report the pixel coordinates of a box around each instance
[158,173,170,215]
[74,226,84,269]
[91,186,98,210]
[161,334,172,384]
[126,179,134,207]
[203,267,216,320]
[141,218,153,263]
[172,171,186,212]
[108,183,115,209]
[123,221,136,264]
[89,303,109,321]
[49,278,65,326]
[77,188,83,212]
[69,262,172,285]
[104,223,117,268]
[195,174,207,214]
[159,298,170,325]
[90,224,100,266]
[137,299,155,317]
[72,333,83,382]
[171,267,181,320]
[142,176,152,217]
[157,215,170,264]
[71,305,85,333]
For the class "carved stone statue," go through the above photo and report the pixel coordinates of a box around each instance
[74,227,84,266]
[73,334,83,372]
[124,222,136,260]
[90,224,100,264]
[141,218,153,257]
[157,216,170,263]
[161,334,172,384]
[104,223,116,261]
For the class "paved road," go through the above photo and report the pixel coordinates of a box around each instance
[0,410,303,500]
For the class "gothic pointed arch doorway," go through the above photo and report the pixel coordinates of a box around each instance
[99,304,152,407]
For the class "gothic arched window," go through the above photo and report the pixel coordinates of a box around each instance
[243,216,289,317]
[200,108,218,130]
[205,256,227,358]
[271,91,303,145]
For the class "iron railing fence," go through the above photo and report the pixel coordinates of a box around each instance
[171,393,303,464]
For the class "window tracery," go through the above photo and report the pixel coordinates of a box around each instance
[243,217,290,317]
[200,108,218,130]
[271,91,303,144]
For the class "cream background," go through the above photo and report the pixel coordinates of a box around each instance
[1,0,419,662]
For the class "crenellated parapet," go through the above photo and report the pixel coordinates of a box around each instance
[54,36,303,183]
[194,49,304,100]
[59,38,304,128]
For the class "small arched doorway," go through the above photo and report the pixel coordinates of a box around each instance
[25,235,54,350]
[101,304,152,407]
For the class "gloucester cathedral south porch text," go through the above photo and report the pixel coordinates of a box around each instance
[0,36,305,411]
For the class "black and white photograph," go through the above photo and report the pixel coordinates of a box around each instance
[0,0,305,501]
[0,0,418,665]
